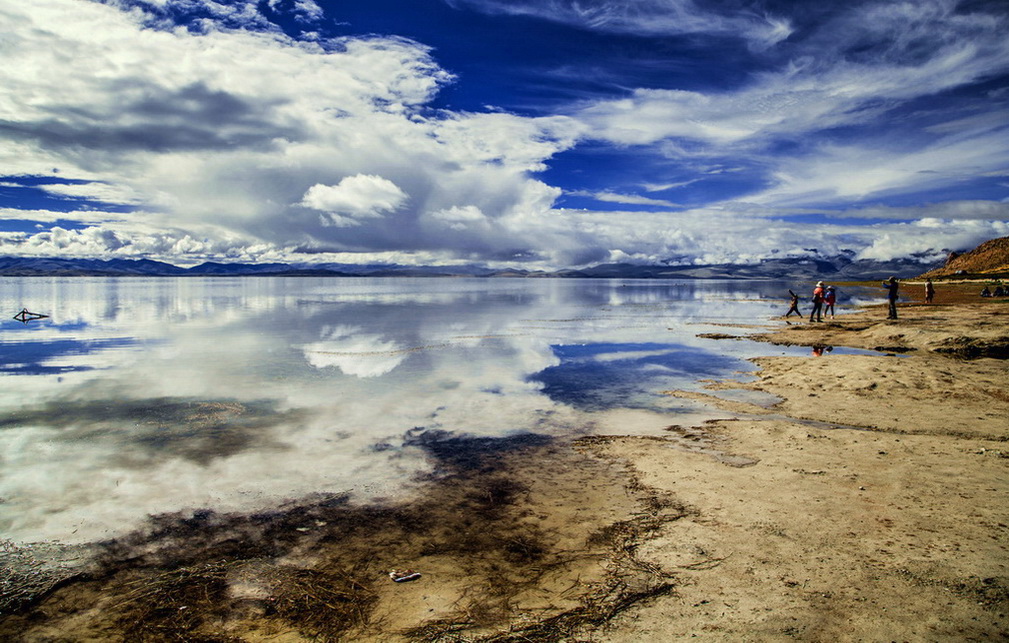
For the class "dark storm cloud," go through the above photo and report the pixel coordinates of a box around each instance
[0,82,302,154]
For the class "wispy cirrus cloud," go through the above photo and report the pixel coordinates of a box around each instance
[32,182,147,206]
[746,121,1009,207]
[445,0,793,49]
[570,0,1009,214]
[569,190,681,208]
[578,14,1009,149]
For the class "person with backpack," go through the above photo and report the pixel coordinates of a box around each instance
[809,281,825,322]
[823,285,837,319]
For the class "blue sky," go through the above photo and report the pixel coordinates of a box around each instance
[1,0,1007,268]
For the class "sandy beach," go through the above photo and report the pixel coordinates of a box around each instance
[2,285,1007,641]
[593,292,1009,641]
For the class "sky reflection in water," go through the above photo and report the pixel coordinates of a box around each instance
[1,277,811,543]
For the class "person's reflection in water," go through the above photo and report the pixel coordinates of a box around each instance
[13,308,49,324]
[811,344,834,357]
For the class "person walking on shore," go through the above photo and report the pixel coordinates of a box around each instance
[785,289,802,318]
[882,276,899,319]
[925,279,935,304]
[809,281,825,322]
[824,285,837,319]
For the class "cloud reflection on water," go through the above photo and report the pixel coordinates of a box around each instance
[303,324,409,378]
[0,277,798,543]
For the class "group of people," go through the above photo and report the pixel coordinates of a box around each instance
[782,275,1009,322]
[786,276,904,322]
[785,281,837,322]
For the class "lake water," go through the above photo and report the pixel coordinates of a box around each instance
[0,277,856,543]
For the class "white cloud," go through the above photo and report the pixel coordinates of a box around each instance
[429,205,488,231]
[575,0,1009,149]
[431,205,485,222]
[641,179,700,192]
[37,181,146,205]
[569,0,1009,217]
[0,0,586,263]
[748,126,1009,207]
[572,190,681,207]
[300,174,408,220]
[856,219,1009,261]
[0,0,1005,270]
[516,205,1009,266]
[446,0,793,48]
[103,0,322,31]
[268,0,324,23]
[0,207,124,226]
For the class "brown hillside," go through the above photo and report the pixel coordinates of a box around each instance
[919,236,1009,278]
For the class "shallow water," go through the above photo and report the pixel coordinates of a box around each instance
[0,277,846,543]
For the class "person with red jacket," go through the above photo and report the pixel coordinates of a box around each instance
[824,285,837,319]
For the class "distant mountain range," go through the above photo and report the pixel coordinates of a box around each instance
[0,254,942,280]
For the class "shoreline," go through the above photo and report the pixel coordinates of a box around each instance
[3,296,1007,640]
[592,298,1009,640]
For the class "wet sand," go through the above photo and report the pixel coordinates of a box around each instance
[2,284,1008,640]
[2,432,684,641]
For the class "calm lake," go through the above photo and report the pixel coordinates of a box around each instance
[0,277,860,543]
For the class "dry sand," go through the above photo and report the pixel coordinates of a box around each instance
[2,289,1007,641]
[591,294,1009,641]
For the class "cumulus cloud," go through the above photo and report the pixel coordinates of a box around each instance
[856,219,1009,261]
[101,0,324,32]
[268,0,324,24]
[429,205,488,231]
[0,0,587,263]
[487,203,1009,267]
[0,0,1005,269]
[300,174,409,226]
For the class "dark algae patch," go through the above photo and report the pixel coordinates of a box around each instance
[1,432,684,641]
[933,335,1009,359]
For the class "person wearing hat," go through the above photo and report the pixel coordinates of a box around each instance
[881,276,899,319]
[809,280,825,322]
[823,285,837,319]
